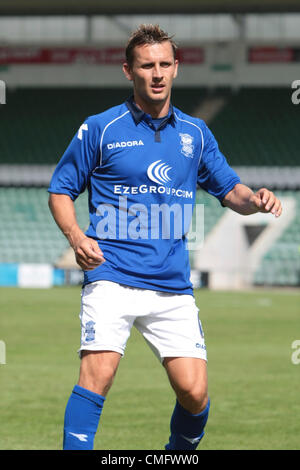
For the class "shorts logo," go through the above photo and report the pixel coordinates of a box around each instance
[147,160,172,185]
[85,321,96,342]
[179,133,194,158]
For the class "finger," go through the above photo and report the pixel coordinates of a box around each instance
[253,189,282,216]
[260,189,271,205]
[264,194,275,211]
[269,199,279,212]
[252,194,264,210]
[77,252,105,266]
[255,188,268,204]
[80,243,105,262]
[273,201,282,217]
[257,188,271,207]
[83,264,102,271]
[264,197,282,217]
[76,257,104,271]
[266,197,282,214]
[75,246,105,268]
[89,239,104,256]
[258,192,275,212]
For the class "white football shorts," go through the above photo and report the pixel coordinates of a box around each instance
[78,280,207,362]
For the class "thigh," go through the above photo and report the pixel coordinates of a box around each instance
[78,281,135,358]
[134,292,207,363]
[78,350,122,396]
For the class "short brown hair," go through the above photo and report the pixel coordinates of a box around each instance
[125,24,178,68]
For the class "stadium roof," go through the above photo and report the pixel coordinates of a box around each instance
[1,0,300,16]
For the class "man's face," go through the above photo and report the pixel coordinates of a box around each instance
[123,41,178,113]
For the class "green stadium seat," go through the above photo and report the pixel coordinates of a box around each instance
[0,87,299,287]
[209,88,300,167]
[0,187,89,265]
[0,87,206,164]
[253,191,300,286]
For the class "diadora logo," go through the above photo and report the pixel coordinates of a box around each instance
[179,133,194,158]
[69,432,88,442]
[147,160,172,185]
[107,139,144,149]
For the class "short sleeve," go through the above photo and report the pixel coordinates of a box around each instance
[48,116,100,200]
[197,124,240,203]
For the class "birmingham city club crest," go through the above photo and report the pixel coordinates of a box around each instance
[85,321,96,342]
[179,133,194,158]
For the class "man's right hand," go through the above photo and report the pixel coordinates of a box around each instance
[73,236,105,271]
[48,194,106,271]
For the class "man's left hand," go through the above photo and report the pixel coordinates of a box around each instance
[250,188,282,217]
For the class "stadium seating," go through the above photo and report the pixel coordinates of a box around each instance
[253,191,300,286]
[0,187,88,264]
[0,87,299,287]
[1,186,298,286]
[209,87,300,167]
[0,186,223,267]
[188,189,225,269]
[2,86,298,166]
[0,88,132,164]
[0,87,206,164]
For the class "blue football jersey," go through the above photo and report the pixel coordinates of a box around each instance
[48,97,240,294]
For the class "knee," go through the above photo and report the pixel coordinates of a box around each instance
[176,383,209,415]
[164,357,209,414]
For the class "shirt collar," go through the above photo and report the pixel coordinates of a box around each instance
[125,95,175,126]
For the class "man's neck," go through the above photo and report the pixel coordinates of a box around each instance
[133,94,170,118]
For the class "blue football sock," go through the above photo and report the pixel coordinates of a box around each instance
[63,384,105,450]
[165,398,210,450]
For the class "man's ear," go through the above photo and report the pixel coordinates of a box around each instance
[123,62,133,81]
[173,59,179,79]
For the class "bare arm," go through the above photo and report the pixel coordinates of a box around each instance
[48,193,105,270]
[222,183,282,217]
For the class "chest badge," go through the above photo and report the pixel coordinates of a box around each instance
[179,133,194,158]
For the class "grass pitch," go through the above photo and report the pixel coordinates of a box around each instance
[0,286,299,450]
